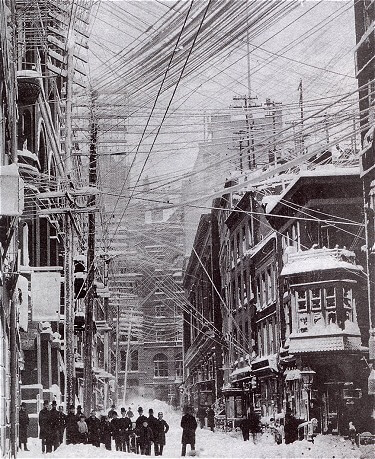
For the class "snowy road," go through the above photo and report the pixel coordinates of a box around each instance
[18,399,374,458]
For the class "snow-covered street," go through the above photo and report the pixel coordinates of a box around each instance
[17,399,374,458]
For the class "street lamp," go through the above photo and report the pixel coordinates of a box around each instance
[300,369,316,422]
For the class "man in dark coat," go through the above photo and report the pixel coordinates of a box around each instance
[181,406,197,457]
[119,408,132,452]
[206,407,215,432]
[49,401,60,451]
[39,400,51,453]
[147,408,158,454]
[135,406,148,453]
[76,405,84,419]
[19,402,29,451]
[100,415,112,450]
[136,420,153,456]
[57,406,66,447]
[86,410,101,447]
[154,411,169,456]
[111,411,123,451]
[65,405,78,444]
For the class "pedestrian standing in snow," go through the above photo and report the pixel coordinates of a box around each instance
[181,406,197,457]
[147,408,159,454]
[154,411,169,456]
[126,406,134,419]
[66,405,78,444]
[19,402,30,451]
[100,415,112,450]
[119,407,132,452]
[49,400,60,451]
[240,416,250,441]
[206,407,215,432]
[86,410,101,447]
[111,411,123,451]
[39,400,51,453]
[248,411,261,443]
[136,420,153,456]
[57,406,66,447]
[348,421,357,445]
[135,406,148,453]
[77,414,88,444]
[197,406,206,429]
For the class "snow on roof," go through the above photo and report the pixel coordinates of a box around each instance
[229,365,251,378]
[263,165,359,214]
[281,253,362,276]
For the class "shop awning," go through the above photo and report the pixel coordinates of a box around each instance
[229,365,251,378]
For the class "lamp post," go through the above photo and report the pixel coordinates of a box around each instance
[301,369,316,422]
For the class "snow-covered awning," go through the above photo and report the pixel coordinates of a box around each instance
[285,369,301,381]
[229,365,251,378]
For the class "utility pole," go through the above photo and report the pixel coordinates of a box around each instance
[115,302,120,405]
[298,79,305,154]
[83,90,98,416]
[64,28,75,410]
[122,316,132,407]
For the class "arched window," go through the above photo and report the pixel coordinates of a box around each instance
[153,353,168,377]
[38,127,48,173]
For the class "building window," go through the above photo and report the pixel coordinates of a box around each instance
[296,290,307,312]
[343,286,353,321]
[154,353,168,377]
[262,272,267,307]
[236,232,241,259]
[130,349,138,371]
[237,275,242,307]
[155,304,164,317]
[175,353,183,377]
[267,267,272,304]
[310,288,321,310]
[325,287,336,309]
[256,276,261,308]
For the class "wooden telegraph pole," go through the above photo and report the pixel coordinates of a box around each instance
[83,90,98,416]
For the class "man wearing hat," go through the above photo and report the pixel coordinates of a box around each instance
[39,400,51,453]
[49,400,60,451]
[135,407,148,453]
[19,402,29,451]
[154,412,169,456]
[86,410,101,447]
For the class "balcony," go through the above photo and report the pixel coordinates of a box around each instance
[288,321,363,354]
[281,246,362,277]
[17,70,42,106]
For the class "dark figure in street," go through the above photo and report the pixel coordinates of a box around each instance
[284,412,300,444]
[39,400,51,453]
[19,402,29,451]
[147,408,159,455]
[136,420,153,456]
[197,406,206,429]
[135,406,148,453]
[181,406,197,457]
[49,400,60,451]
[86,410,101,447]
[248,411,261,443]
[57,406,66,446]
[111,411,123,451]
[126,406,134,419]
[100,415,112,450]
[119,408,132,452]
[66,405,78,444]
[77,415,88,444]
[108,404,116,420]
[206,407,215,432]
[154,411,169,456]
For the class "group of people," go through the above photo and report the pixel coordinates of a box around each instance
[34,401,170,456]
